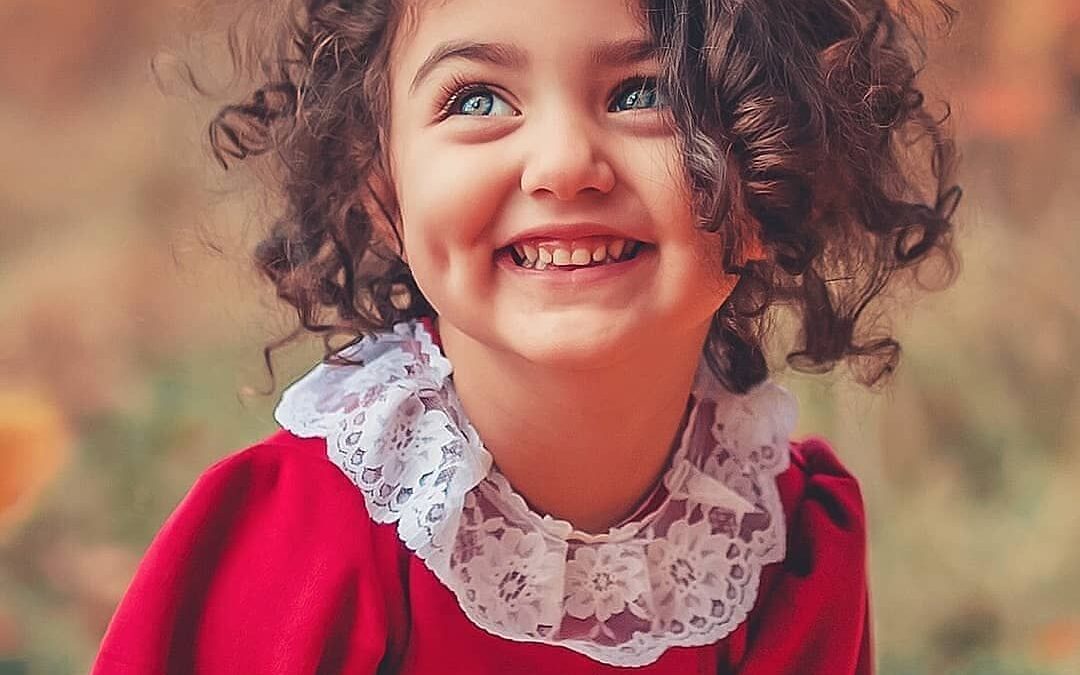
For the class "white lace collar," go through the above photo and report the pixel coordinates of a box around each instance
[274,321,797,667]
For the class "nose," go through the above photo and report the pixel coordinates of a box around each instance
[519,111,616,201]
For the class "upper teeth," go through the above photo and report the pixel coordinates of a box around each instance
[511,238,637,269]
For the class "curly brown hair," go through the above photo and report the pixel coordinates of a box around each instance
[210,0,961,393]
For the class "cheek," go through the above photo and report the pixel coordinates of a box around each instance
[626,135,694,228]
[395,142,514,261]
[392,138,517,315]
[628,138,735,298]
[689,228,735,296]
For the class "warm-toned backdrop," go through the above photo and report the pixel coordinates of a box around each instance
[1,1,1078,673]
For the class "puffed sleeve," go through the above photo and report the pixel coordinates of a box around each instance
[91,431,406,675]
[724,437,873,674]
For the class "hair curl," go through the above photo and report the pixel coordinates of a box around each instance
[210,0,961,393]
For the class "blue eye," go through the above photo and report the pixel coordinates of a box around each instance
[447,88,516,117]
[610,78,666,112]
[459,92,493,115]
[438,79,664,119]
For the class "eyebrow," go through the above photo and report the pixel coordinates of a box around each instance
[408,38,658,94]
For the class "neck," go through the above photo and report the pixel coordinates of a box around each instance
[439,321,709,533]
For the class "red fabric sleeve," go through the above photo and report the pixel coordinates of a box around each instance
[91,431,405,675]
[724,437,873,674]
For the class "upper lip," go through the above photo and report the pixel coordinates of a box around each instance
[498,222,647,249]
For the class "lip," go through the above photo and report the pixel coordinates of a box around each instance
[498,222,648,249]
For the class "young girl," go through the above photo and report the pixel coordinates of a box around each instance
[93,0,959,672]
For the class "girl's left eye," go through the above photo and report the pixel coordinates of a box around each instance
[609,78,667,113]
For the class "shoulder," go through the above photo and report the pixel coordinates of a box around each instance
[774,434,868,583]
[198,428,348,489]
[157,431,374,550]
[93,430,404,674]
[730,436,873,672]
[779,436,867,538]
[192,429,367,512]
[156,428,404,572]
[136,427,400,579]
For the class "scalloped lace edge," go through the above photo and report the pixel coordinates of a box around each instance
[274,320,797,667]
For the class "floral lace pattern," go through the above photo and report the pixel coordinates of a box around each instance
[275,321,798,667]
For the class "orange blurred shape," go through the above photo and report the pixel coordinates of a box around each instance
[1033,618,1080,663]
[1066,0,1080,23]
[962,79,1060,140]
[0,604,21,656]
[0,608,22,655]
[0,389,72,537]
[0,0,170,106]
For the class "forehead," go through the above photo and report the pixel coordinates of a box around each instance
[391,0,651,74]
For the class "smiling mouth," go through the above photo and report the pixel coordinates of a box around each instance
[501,237,647,270]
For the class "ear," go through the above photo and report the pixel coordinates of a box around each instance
[357,158,407,263]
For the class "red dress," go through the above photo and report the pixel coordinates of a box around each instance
[91,430,871,674]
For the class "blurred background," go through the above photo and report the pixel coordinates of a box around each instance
[0,0,1078,673]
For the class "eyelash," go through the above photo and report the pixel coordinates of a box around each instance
[433,73,663,120]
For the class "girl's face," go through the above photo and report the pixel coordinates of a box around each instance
[386,0,740,368]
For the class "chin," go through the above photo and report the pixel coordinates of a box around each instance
[492,311,646,371]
